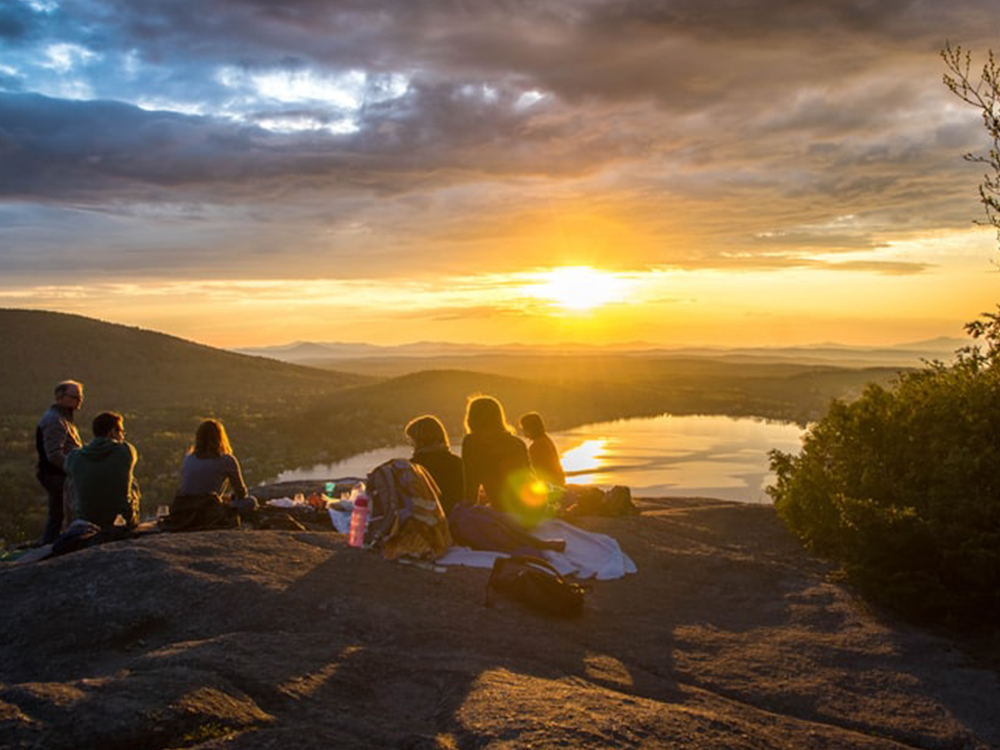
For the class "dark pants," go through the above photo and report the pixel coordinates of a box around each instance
[449,504,555,557]
[39,472,65,544]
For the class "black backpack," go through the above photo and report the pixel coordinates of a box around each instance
[485,555,586,618]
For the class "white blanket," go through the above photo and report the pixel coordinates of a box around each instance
[435,519,637,580]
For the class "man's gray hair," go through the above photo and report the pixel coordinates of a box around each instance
[54,379,83,397]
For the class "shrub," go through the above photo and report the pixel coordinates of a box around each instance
[768,311,1000,627]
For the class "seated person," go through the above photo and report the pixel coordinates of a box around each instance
[449,503,564,556]
[178,419,257,512]
[461,395,533,512]
[519,411,566,487]
[65,411,140,529]
[405,414,464,517]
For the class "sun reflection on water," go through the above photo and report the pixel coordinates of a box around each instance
[560,438,609,484]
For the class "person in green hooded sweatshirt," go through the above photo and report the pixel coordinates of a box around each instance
[65,411,140,529]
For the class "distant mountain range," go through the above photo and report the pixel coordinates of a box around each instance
[236,336,970,369]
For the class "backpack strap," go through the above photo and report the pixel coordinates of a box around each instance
[505,554,568,581]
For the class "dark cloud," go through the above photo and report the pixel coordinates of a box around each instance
[27,1,995,107]
[0,84,627,202]
[1,0,997,282]
[0,2,42,43]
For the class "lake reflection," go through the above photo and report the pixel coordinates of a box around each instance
[272,414,804,503]
[554,414,804,503]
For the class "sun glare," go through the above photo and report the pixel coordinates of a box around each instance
[531,266,628,311]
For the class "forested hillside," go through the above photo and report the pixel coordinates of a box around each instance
[0,309,370,414]
[299,353,906,427]
[1,309,906,545]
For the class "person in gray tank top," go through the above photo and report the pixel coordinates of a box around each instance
[178,419,257,512]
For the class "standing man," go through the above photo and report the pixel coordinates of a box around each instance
[66,411,140,529]
[36,380,84,543]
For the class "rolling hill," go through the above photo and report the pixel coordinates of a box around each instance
[0,310,645,542]
[0,308,910,544]
[0,309,371,416]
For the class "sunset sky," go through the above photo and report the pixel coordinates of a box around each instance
[1,0,999,349]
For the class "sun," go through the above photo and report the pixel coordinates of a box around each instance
[531,266,628,311]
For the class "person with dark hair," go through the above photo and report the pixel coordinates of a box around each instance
[452,396,565,551]
[178,419,257,512]
[65,411,140,529]
[35,379,85,542]
[519,411,566,487]
[461,395,533,511]
[405,414,464,516]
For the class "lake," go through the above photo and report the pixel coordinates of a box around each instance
[272,414,805,504]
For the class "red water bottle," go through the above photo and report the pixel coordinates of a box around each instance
[348,491,369,548]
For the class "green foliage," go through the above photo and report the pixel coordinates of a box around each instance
[769,311,1000,626]
[773,43,1000,628]
[0,417,47,545]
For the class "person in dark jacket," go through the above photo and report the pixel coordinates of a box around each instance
[519,411,566,487]
[35,379,84,543]
[456,397,562,544]
[65,411,140,529]
[405,414,464,517]
[461,395,536,513]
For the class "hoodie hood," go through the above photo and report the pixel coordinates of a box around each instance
[79,436,121,462]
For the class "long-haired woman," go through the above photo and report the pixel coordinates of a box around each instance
[178,418,256,511]
[460,395,533,512]
[451,397,564,552]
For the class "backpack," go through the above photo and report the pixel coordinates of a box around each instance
[604,485,637,516]
[563,484,637,517]
[364,459,452,560]
[485,554,586,618]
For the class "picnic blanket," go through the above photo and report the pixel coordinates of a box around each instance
[436,519,637,580]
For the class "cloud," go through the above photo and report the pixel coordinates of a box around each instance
[822,259,932,275]
[0,2,42,44]
[1,0,998,286]
[424,304,538,322]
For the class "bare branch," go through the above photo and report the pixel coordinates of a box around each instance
[942,42,1000,240]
